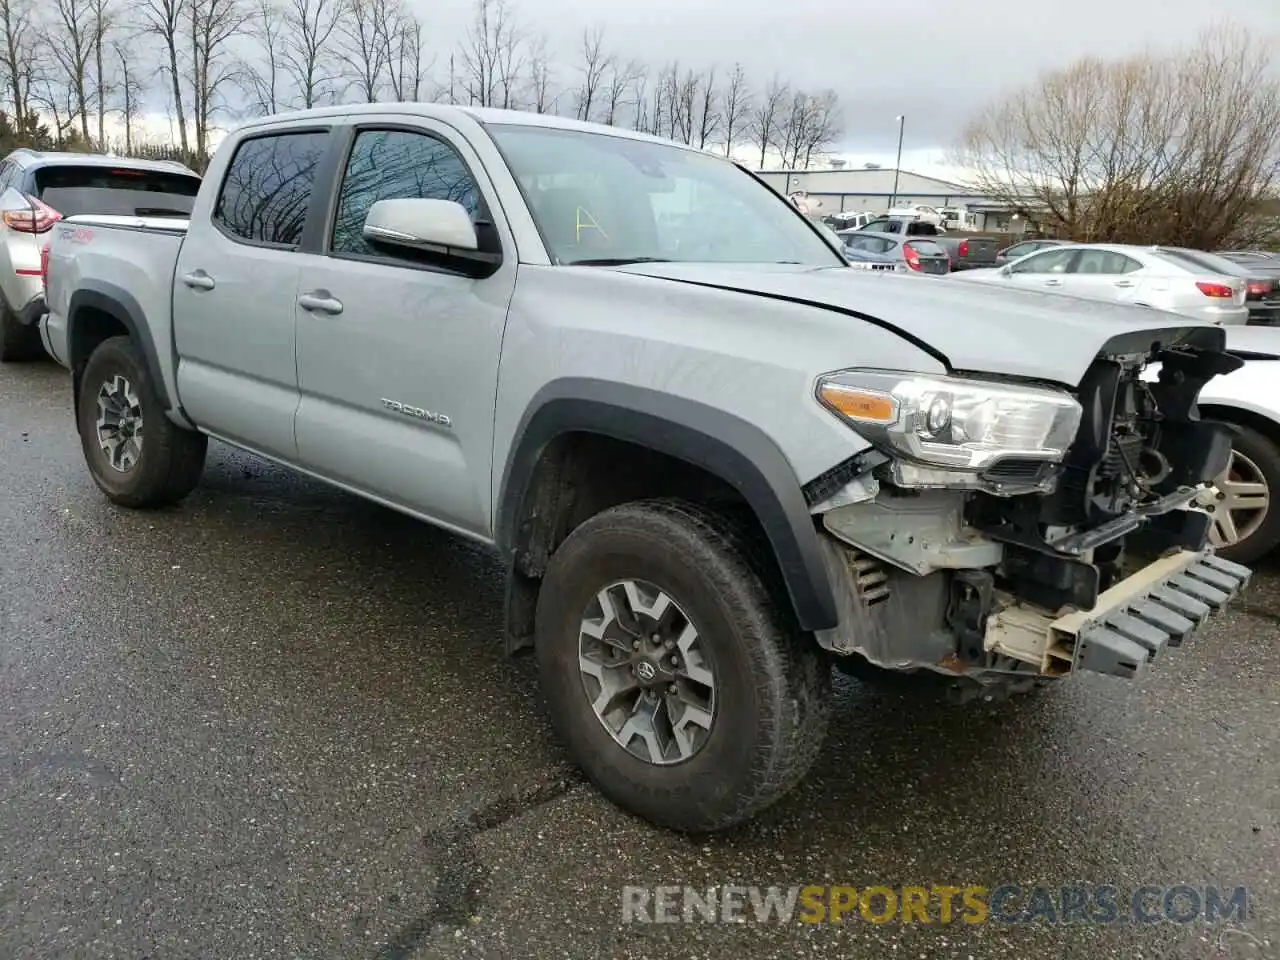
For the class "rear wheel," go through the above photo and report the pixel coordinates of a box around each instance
[76,335,208,508]
[1200,422,1280,565]
[0,302,42,362]
[534,499,831,832]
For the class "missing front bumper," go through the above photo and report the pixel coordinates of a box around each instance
[985,550,1251,680]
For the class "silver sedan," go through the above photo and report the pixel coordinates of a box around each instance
[949,243,1250,325]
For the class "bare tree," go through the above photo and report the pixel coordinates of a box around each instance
[136,0,190,151]
[51,0,95,141]
[797,89,840,167]
[337,0,388,102]
[719,62,752,157]
[459,0,525,108]
[573,25,610,122]
[188,0,250,156]
[111,36,141,150]
[526,35,555,114]
[280,0,342,109]
[629,67,649,132]
[385,7,428,101]
[954,25,1280,246]
[749,75,788,168]
[88,0,113,145]
[669,66,698,144]
[602,58,641,127]
[694,66,718,149]
[0,0,40,129]
[242,0,284,114]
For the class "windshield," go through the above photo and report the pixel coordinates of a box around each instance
[487,124,844,267]
[34,165,200,218]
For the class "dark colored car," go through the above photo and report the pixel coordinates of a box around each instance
[839,229,950,275]
[995,238,1069,267]
[1158,247,1280,326]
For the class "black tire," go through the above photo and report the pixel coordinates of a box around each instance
[77,335,208,508]
[534,498,831,832]
[1207,421,1280,566]
[0,302,42,362]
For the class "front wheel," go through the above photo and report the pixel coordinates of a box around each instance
[77,335,208,508]
[534,499,831,832]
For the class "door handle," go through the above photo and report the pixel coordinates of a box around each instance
[182,270,215,291]
[1043,278,1062,287]
[298,290,344,315]
[1113,280,1135,288]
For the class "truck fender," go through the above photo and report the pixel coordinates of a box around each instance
[496,378,840,632]
[67,282,176,416]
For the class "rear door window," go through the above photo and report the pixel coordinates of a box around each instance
[1073,250,1142,275]
[213,131,329,247]
[33,165,201,218]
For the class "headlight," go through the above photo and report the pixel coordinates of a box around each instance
[816,370,1083,473]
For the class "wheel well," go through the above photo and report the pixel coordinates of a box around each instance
[503,431,786,652]
[69,306,129,402]
[1199,404,1280,450]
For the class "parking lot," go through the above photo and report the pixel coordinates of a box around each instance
[1,357,1277,959]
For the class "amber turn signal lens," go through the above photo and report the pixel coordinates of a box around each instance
[818,383,899,423]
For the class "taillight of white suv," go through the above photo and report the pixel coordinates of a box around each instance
[1,194,61,234]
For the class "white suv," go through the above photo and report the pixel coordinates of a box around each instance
[0,149,200,360]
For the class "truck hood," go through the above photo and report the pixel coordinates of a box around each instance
[616,263,1225,385]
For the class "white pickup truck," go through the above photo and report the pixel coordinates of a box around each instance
[42,104,1251,832]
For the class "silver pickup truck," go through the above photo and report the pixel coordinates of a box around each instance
[43,104,1250,832]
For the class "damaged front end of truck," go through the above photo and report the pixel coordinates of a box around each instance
[806,326,1252,701]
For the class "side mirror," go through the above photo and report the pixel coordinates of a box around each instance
[363,198,478,252]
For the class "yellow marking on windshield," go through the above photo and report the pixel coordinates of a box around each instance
[576,206,608,243]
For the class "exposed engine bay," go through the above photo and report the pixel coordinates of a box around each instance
[809,331,1251,700]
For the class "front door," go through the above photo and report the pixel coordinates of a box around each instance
[1003,247,1080,292]
[173,126,332,460]
[292,121,517,538]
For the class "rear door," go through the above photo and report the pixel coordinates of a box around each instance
[1060,248,1145,305]
[173,124,334,460]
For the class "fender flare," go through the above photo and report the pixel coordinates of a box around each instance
[496,378,840,632]
[67,282,174,411]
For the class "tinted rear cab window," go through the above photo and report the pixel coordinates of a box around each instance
[213,131,329,247]
[34,165,200,218]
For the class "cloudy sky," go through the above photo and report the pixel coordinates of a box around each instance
[131,0,1276,178]
[403,0,1278,176]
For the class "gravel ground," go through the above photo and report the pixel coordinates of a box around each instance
[1,359,1276,959]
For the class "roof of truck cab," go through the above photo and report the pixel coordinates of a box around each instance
[236,102,706,152]
[9,150,199,176]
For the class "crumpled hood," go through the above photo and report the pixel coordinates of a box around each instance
[616,263,1227,385]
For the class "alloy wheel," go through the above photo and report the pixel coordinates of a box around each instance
[95,374,144,472]
[1204,448,1269,548]
[577,578,717,766]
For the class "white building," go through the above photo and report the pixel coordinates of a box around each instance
[755,167,1040,234]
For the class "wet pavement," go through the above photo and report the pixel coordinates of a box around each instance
[1,359,1277,959]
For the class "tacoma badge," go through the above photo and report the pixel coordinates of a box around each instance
[380,398,452,428]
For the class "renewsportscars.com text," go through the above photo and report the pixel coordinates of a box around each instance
[621,884,1250,926]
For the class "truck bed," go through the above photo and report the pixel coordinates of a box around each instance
[42,216,186,410]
